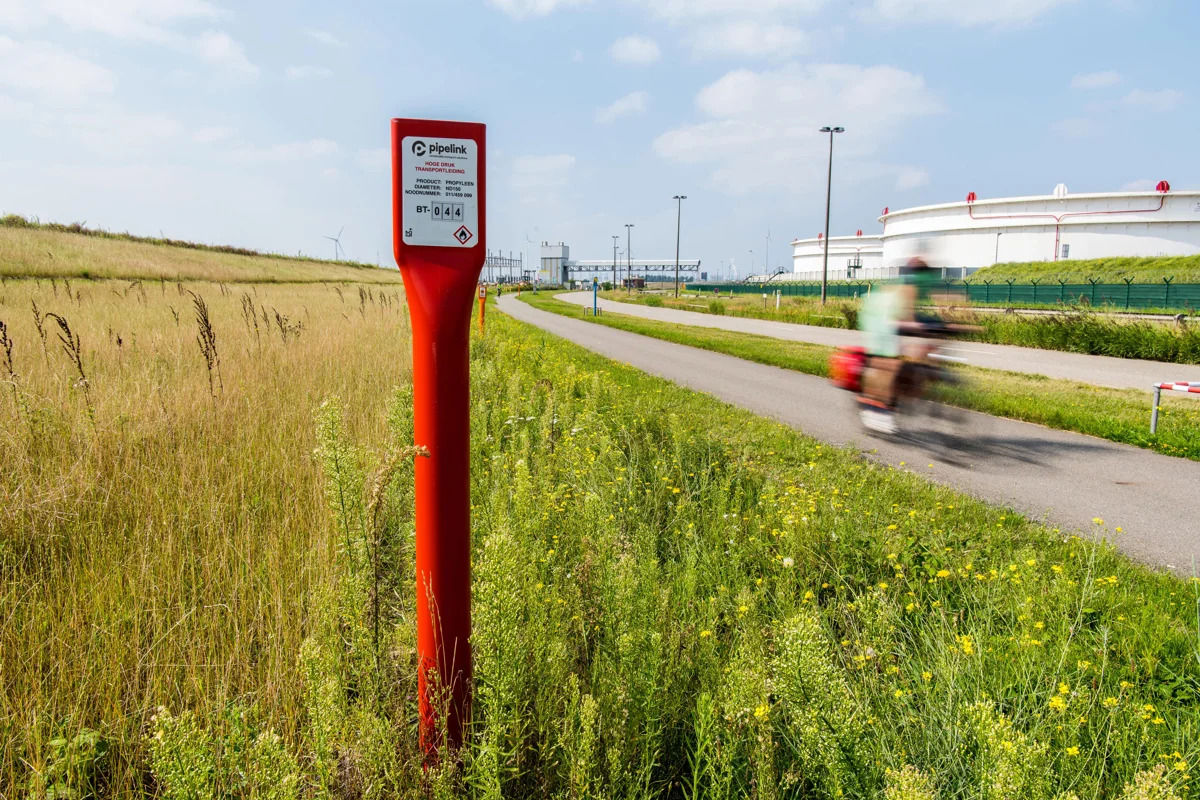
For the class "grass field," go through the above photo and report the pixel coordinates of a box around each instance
[2,232,1199,798]
[973,255,1200,284]
[524,293,1200,461]
[0,216,404,284]
[610,291,1200,365]
[0,277,408,794]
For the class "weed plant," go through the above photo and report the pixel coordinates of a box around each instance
[967,313,1200,363]
[2,276,1198,797]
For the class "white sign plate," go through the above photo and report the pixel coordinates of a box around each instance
[400,136,479,248]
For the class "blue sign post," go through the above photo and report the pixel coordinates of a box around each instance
[592,277,599,316]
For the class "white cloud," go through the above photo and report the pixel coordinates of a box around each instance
[1050,117,1098,138]
[0,36,115,95]
[595,90,649,124]
[1123,88,1182,112]
[868,0,1078,26]
[1,0,225,40]
[286,64,332,80]
[610,35,661,65]
[0,63,184,154]
[1070,70,1120,89]
[895,167,929,190]
[232,138,339,162]
[486,0,588,18]
[193,30,257,75]
[689,21,809,59]
[511,154,576,199]
[0,1,257,76]
[321,167,340,179]
[638,0,826,21]
[64,108,182,150]
[572,49,584,62]
[305,29,347,47]
[193,125,234,143]
[356,147,389,170]
[0,92,34,119]
[654,63,942,194]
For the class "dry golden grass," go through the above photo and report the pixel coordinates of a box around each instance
[0,277,411,792]
[0,226,405,284]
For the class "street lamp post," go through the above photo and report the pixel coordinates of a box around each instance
[819,125,844,305]
[625,223,634,293]
[612,235,619,288]
[673,195,687,298]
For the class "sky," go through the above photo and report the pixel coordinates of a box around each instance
[0,0,1195,279]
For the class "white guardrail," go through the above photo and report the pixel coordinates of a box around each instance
[1150,382,1200,433]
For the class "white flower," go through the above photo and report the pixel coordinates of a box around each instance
[782,557,795,569]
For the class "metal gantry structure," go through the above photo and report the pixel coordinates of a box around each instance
[483,249,527,283]
[562,259,701,285]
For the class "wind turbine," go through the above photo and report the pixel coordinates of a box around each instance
[524,228,539,283]
[323,226,345,260]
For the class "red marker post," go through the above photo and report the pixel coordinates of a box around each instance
[391,118,486,755]
[477,284,487,333]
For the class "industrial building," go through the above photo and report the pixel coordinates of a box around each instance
[791,183,1200,281]
[539,242,702,286]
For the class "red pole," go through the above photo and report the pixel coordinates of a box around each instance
[391,118,486,755]
[408,268,474,751]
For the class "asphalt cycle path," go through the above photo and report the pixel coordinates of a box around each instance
[556,292,1200,391]
[499,293,1200,573]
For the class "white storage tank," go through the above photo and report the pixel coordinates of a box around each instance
[792,183,1200,278]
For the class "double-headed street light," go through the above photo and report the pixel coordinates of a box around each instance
[819,125,844,305]
[673,195,687,298]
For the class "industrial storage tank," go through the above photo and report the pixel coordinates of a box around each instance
[790,231,884,281]
[793,183,1200,278]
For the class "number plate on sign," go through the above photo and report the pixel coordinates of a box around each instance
[400,136,479,248]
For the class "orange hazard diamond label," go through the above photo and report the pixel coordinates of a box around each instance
[454,225,473,245]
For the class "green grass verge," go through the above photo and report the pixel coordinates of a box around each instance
[609,291,1200,364]
[520,292,1200,461]
[974,255,1200,284]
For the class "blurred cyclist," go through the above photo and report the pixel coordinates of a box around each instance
[857,257,942,433]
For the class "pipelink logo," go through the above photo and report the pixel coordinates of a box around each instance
[412,140,468,158]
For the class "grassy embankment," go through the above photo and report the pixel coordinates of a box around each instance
[2,268,1198,798]
[523,292,1200,461]
[611,291,1200,364]
[0,214,404,284]
[973,255,1200,284]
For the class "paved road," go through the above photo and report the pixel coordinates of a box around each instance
[557,292,1200,391]
[499,294,1200,573]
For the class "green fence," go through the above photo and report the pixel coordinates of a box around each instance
[685,280,1200,311]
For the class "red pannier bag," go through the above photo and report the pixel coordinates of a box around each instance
[829,346,866,392]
